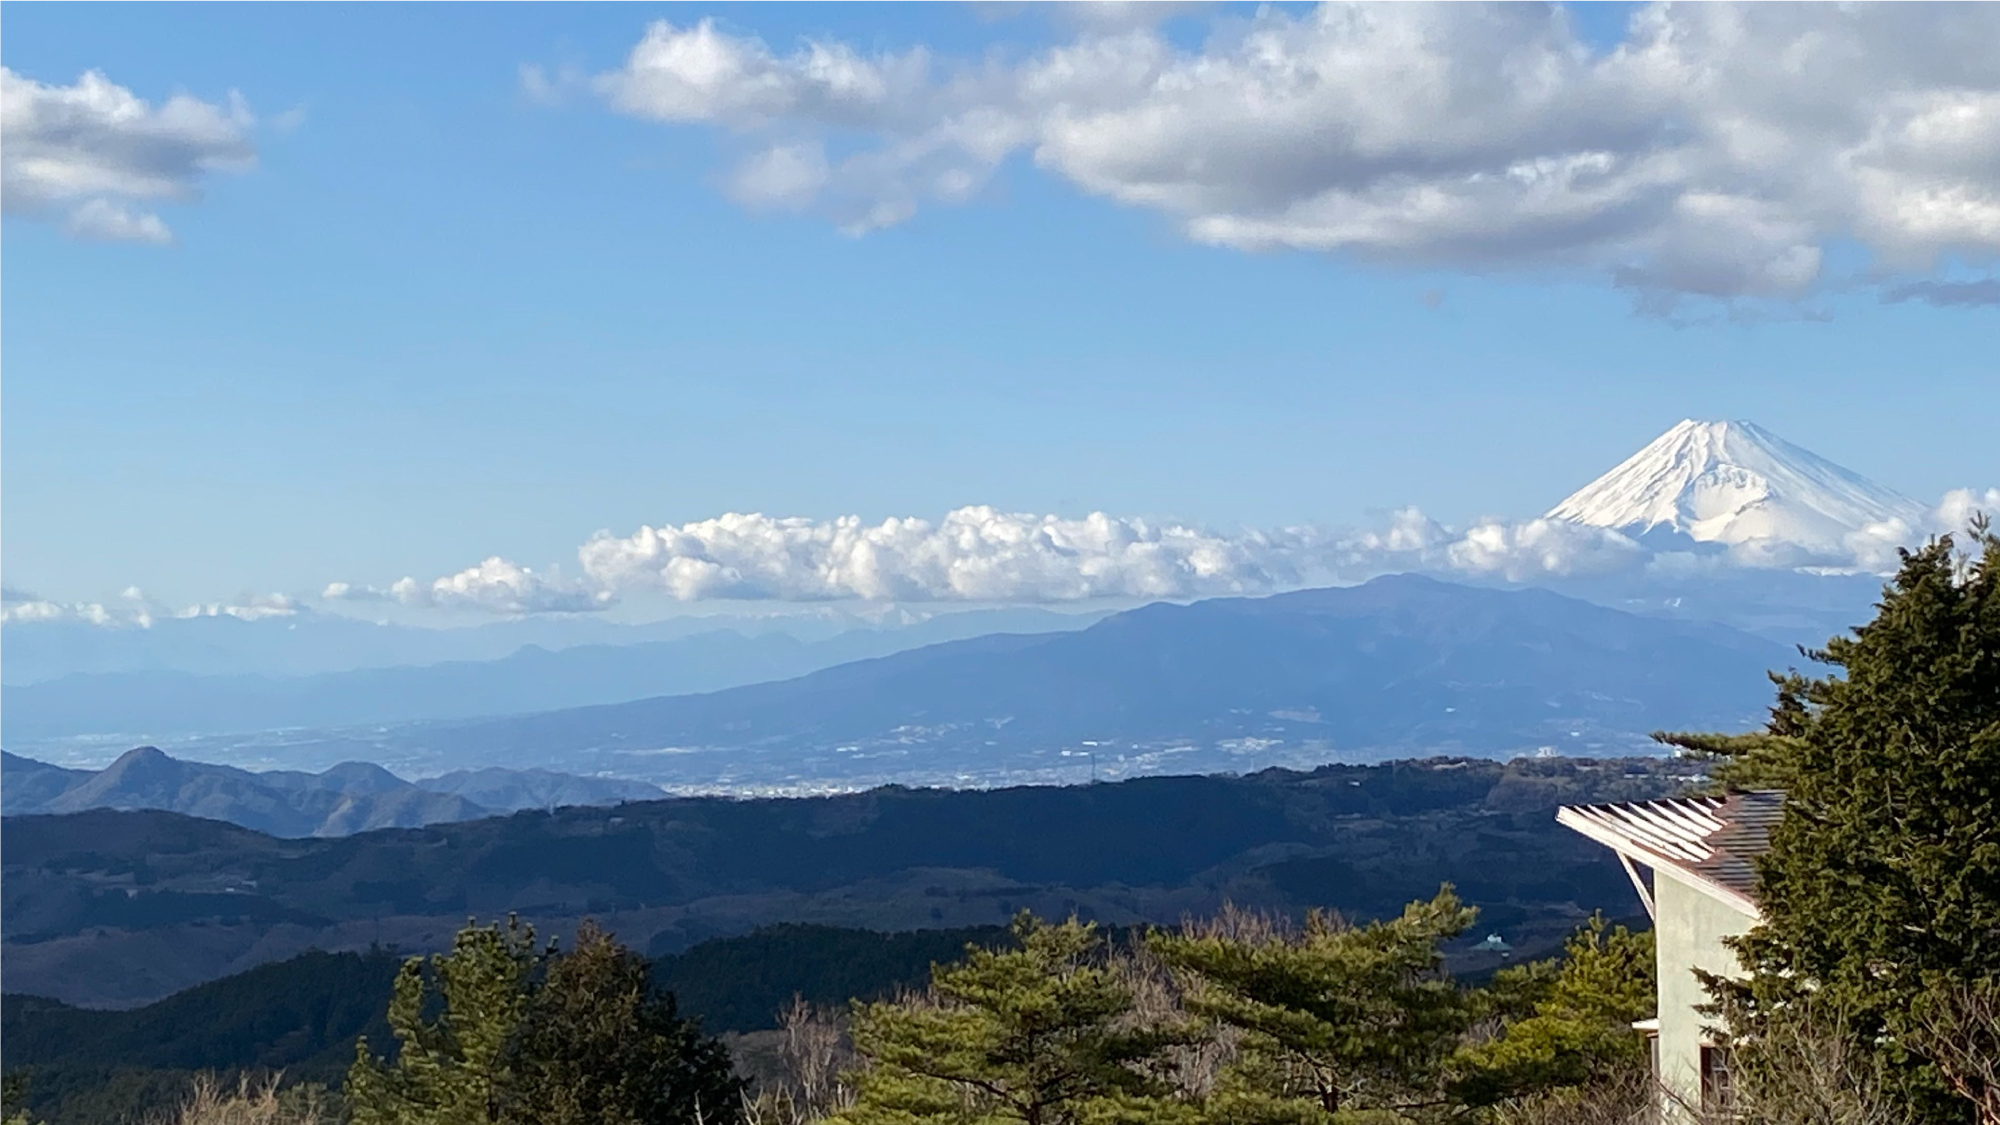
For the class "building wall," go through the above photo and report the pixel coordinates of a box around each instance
[1653,869,1757,1114]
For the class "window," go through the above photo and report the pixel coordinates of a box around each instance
[1701,1045,1735,1112]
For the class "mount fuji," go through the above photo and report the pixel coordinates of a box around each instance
[1547,420,1931,561]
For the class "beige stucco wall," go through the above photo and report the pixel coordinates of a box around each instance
[1653,869,1757,1113]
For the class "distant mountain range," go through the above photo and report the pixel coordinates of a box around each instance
[0,604,1106,688]
[4,421,1908,770]
[1,755,1690,1007]
[0,747,662,837]
[1,609,1106,743]
[136,574,1792,791]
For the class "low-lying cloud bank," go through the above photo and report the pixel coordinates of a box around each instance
[323,557,612,616]
[530,2,2000,309]
[1,587,299,628]
[13,487,1993,627]
[306,487,1998,618]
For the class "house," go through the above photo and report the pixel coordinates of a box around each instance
[1557,791,1785,1115]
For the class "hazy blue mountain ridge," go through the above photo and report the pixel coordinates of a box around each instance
[307,574,1791,788]
[0,748,661,836]
[2,608,1107,740]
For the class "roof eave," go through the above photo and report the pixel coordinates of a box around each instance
[1556,805,1763,920]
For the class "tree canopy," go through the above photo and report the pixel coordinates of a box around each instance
[1149,888,1478,1122]
[347,916,539,1125]
[510,921,744,1125]
[347,917,742,1125]
[835,913,1200,1125]
[1666,527,2000,1124]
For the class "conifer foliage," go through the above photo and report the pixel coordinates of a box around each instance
[510,922,745,1125]
[1668,526,2000,1125]
[828,892,1662,1125]
[1149,888,1478,1121]
[1451,916,1655,1107]
[347,916,742,1125]
[347,917,539,1125]
[834,913,1201,1125]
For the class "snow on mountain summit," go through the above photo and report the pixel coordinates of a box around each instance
[1547,420,1929,556]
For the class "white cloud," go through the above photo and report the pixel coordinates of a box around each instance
[344,505,1643,614]
[325,558,610,615]
[568,3,2000,304]
[0,597,111,625]
[63,198,174,244]
[0,586,298,627]
[1446,518,1646,582]
[174,592,301,622]
[336,483,1997,616]
[0,66,256,243]
[727,142,830,211]
[575,507,1322,603]
[23,487,1999,628]
[1938,488,2000,534]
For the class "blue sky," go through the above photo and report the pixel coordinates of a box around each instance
[3,3,1995,617]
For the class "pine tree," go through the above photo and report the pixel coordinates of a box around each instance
[347,916,542,1125]
[834,913,1199,1125]
[1671,527,2000,1124]
[1148,887,1477,1121]
[505,921,745,1125]
[1451,915,1656,1106]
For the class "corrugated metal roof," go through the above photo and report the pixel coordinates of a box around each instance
[1557,791,1783,914]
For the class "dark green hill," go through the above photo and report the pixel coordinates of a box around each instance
[1,949,399,1076]
[2,924,1011,1124]
[648,923,1012,1033]
[2,949,397,1125]
[3,756,1695,1007]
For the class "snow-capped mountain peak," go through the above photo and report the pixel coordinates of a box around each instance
[1547,419,1928,555]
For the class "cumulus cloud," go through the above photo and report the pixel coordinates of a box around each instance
[575,508,1329,603]
[561,3,2000,304]
[324,558,611,615]
[332,483,1999,616]
[24,487,2000,628]
[1938,488,2000,532]
[1446,518,1646,583]
[0,66,256,243]
[334,505,1642,615]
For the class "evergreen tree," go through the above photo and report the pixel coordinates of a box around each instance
[1667,527,2000,1124]
[2,1073,36,1125]
[1451,915,1655,1106]
[1149,887,1477,1121]
[347,916,541,1125]
[505,921,745,1125]
[834,913,1199,1125]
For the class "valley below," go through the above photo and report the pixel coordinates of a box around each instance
[1,755,1693,1009]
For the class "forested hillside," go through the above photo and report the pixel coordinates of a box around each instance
[2,756,1688,1007]
[2,924,1015,1125]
